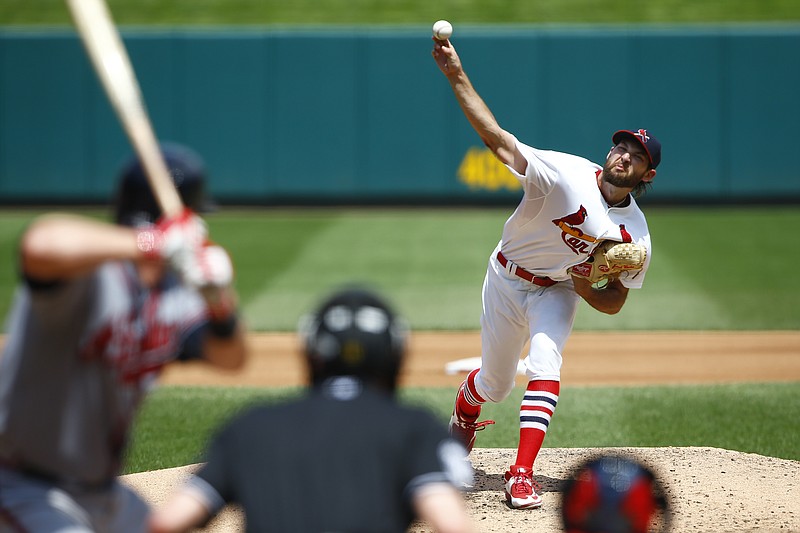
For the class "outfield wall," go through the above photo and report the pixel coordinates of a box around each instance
[1,25,798,204]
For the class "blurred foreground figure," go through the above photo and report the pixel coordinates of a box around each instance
[562,454,670,533]
[0,143,246,532]
[149,286,474,533]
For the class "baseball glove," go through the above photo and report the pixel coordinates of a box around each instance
[570,240,647,286]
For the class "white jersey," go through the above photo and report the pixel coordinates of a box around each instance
[500,137,652,288]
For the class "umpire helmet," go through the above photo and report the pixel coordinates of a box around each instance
[114,142,213,227]
[299,286,408,390]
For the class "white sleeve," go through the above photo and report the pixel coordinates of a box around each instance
[184,474,227,515]
[504,136,561,196]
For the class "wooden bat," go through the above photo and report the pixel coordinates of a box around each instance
[66,0,183,217]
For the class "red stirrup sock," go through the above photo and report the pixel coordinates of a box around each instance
[514,380,560,469]
[456,368,485,420]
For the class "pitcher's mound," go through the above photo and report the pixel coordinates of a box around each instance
[123,446,800,532]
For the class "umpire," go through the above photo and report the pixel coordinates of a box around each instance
[150,286,475,533]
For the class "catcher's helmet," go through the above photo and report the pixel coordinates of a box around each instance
[299,286,408,390]
[114,142,213,227]
[561,454,669,533]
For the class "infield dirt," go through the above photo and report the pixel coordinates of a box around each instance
[128,330,799,532]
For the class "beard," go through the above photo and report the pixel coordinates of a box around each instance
[602,159,648,189]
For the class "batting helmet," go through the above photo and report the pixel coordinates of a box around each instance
[114,142,213,227]
[299,286,408,390]
[562,454,669,533]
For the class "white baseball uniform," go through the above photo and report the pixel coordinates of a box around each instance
[473,136,652,403]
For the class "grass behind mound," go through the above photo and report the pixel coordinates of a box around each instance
[125,381,800,473]
[2,207,798,331]
[5,0,799,25]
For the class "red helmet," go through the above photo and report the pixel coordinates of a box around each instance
[562,454,669,533]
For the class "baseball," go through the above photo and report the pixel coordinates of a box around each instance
[432,20,453,41]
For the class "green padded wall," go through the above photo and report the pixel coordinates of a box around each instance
[1,26,798,204]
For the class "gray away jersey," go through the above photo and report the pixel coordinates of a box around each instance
[0,261,207,486]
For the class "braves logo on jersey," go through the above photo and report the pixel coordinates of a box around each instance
[80,319,179,384]
[79,294,182,385]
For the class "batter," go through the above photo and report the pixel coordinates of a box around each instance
[0,145,247,532]
[432,36,662,509]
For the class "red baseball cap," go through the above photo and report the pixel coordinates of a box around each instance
[612,129,661,169]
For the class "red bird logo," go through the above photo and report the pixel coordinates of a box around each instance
[552,205,596,254]
[619,224,633,243]
[552,205,588,227]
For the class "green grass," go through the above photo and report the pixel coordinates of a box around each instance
[2,207,793,473]
[226,208,502,331]
[478,382,800,459]
[574,206,800,330]
[2,0,800,25]
[125,382,800,473]
[125,386,301,472]
[1,206,798,331]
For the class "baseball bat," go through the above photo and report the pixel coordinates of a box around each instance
[66,0,183,218]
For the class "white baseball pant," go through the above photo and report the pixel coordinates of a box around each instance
[473,244,579,403]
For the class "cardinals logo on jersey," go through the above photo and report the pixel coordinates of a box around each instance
[552,205,599,254]
[619,224,633,243]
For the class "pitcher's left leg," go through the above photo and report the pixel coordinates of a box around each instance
[505,283,578,509]
[503,378,559,509]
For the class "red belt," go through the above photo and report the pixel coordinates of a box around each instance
[496,251,558,287]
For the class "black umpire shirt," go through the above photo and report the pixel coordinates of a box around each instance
[190,376,471,533]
